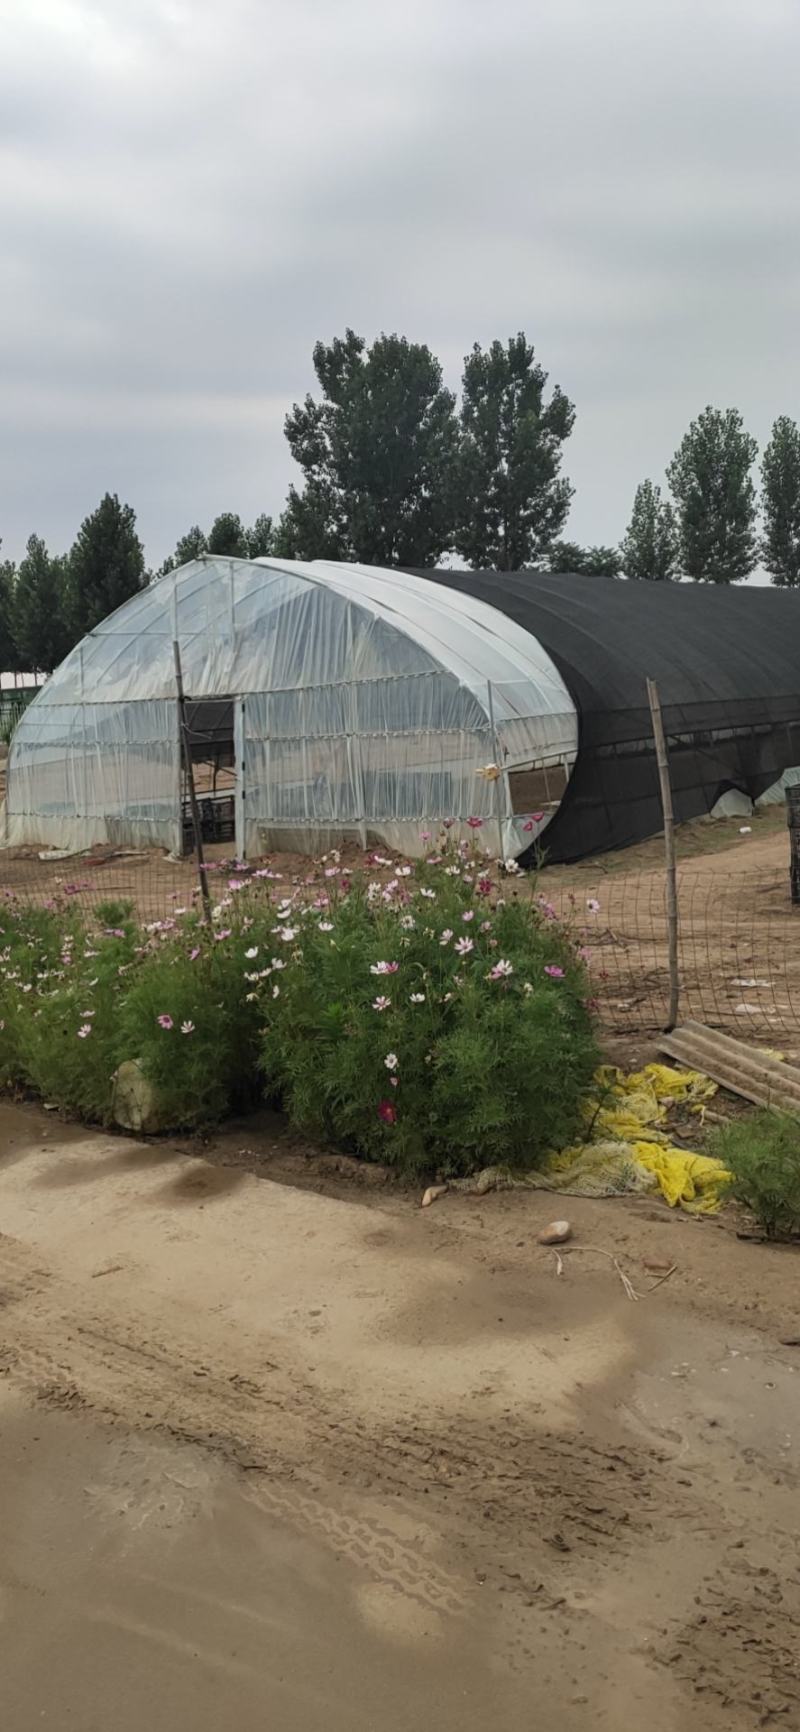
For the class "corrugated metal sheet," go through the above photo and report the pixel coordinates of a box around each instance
[660,1021,800,1115]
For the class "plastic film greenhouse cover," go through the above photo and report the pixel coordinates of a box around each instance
[4,558,578,859]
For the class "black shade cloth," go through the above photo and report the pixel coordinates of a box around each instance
[422,570,800,861]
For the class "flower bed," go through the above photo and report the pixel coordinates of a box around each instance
[0,838,599,1179]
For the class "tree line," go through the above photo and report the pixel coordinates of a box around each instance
[4,329,800,675]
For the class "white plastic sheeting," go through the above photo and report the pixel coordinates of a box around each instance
[3,557,578,858]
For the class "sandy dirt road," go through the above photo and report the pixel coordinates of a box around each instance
[1,1103,800,1729]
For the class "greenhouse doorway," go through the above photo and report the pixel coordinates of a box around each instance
[181,696,238,855]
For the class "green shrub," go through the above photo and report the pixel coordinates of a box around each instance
[0,899,139,1116]
[711,1110,800,1238]
[115,910,270,1128]
[260,848,598,1177]
[0,852,599,1167]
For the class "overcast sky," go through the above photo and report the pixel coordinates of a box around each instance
[2,0,799,569]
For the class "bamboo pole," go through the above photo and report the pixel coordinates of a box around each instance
[486,680,506,868]
[173,640,212,923]
[647,677,679,1030]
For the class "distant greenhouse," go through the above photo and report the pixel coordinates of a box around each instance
[2,558,577,861]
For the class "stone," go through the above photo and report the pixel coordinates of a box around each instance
[111,1059,167,1135]
[538,1219,572,1245]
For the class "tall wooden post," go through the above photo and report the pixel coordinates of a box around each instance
[787,785,800,905]
[647,677,680,1030]
[173,640,212,923]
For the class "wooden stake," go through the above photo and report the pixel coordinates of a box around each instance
[647,677,679,1030]
[173,640,212,923]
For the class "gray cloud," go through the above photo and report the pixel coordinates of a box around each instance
[2,0,799,568]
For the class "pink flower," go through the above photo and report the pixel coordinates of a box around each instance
[77,1023,92,1039]
[544,964,565,980]
[442,818,455,830]
[462,910,474,922]
[476,876,493,896]
[389,1075,399,1088]
[420,831,431,842]
[378,1101,397,1125]
[586,898,600,914]
[180,1020,195,1035]
[370,961,399,975]
[372,996,392,1012]
[455,936,474,956]
[189,947,201,960]
[466,816,483,829]
[214,929,232,942]
[157,1014,174,1029]
[488,959,513,980]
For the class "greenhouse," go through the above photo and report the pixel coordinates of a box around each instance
[430,568,800,859]
[6,558,800,865]
[1,557,577,860]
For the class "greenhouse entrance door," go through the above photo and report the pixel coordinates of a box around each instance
[181,696,237,854]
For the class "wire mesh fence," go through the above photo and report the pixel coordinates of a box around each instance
[0,841,797,1043]
[548,865,800,1041]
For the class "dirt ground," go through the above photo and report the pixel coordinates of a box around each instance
[2,1099,800,1729]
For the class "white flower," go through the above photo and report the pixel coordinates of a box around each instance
[445,865,461,877]
[455,936,474,956]
[396,865,412,877]
[372,996,392,1012]
[504,858,521,874]
[462,910,475,922]
[488,958,514,980]
[279,926,298,941]
[439,928,453,945]
[399,915,416,930]
[409,992,425,1003]
[318,921,334,932]
[420,887,436,899]
[271,957,287,970]
[245,946,259,959]
[180,1021,195,1035]
[366,881,382,900]
[586,898,600,914]
[384,1052,399,1072]
[272,984,281,998]
[523,981,533,995]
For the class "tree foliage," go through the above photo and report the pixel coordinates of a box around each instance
[207,512,249,558]
[549,540,621,577]
[620,480,679,581]
[159,514,275,575]
[245,513,275,558]
[454,334,575,570]
[13,536,71,673]
[666,407,758,583]
[280,329,459,566]
[0,544,18,673]
[68,494,146,636]
[761,416,800,587]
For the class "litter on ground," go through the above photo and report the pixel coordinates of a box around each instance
[422,1062,731,1213]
